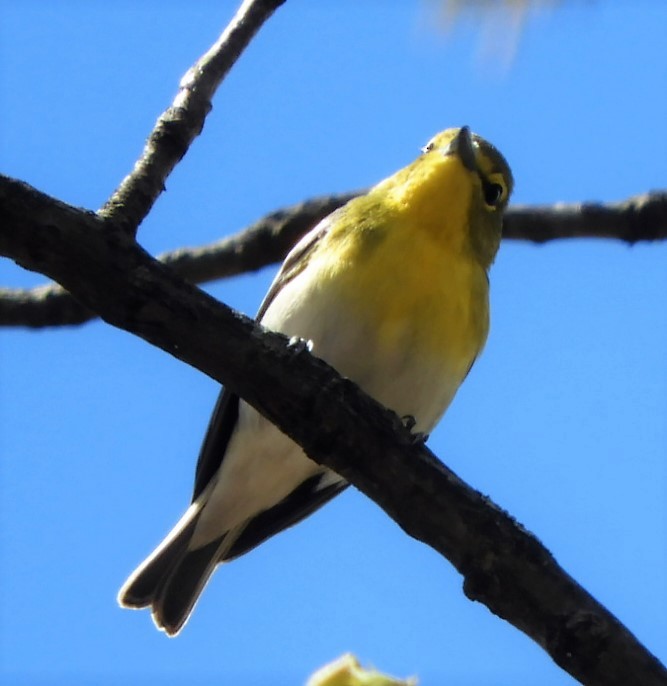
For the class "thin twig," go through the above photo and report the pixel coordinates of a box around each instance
[161,193,359,281]
[98,0,286,234]
[1,188,665,329]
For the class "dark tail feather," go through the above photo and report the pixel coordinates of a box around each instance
[118,506,200,610]
[118,505,237,636]
[151,538,225,636]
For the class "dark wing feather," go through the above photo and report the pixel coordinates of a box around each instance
[254,213,336,321]
[192,389,239,501]
[223,475,349,561]
[191,213,340,503]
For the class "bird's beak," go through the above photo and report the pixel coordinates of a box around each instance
[443,126,477,173]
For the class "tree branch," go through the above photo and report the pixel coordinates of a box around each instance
[2,189,665,329]
[98,0,285,234]
[0,192,357,328]
[1,175,664,686]
[505,191,667,243]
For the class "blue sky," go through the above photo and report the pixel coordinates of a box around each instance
[1,1,666,684]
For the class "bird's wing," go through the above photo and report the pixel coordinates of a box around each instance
[191,213,340,503]
[191,388,240,501]
[223,473,348,561]
[255,212,336,321]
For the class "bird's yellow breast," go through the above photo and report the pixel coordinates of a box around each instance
[310,199,490,384]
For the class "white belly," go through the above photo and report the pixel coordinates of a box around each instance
[193,257,471,546]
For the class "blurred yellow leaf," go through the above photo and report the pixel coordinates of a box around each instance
[306,654,417,686]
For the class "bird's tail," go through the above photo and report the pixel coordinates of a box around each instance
[118,505,237,636]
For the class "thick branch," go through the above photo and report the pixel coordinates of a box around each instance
[2,189,665,329]
[98,0,285,234]
[1,176,664,686]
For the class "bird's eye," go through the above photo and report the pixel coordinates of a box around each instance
[421,141,435,154]
[482,180,504,208]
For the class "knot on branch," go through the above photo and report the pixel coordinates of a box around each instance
[547,610,610,674]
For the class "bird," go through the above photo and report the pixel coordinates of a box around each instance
[118,126,513,636]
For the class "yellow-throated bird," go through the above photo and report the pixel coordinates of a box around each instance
[119,126,513,635]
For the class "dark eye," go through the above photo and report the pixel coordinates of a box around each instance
[421,141,435,154]
[482,180,504,207]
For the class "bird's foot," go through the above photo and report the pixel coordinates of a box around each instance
[401,415,428,444]
[287,336,314,353]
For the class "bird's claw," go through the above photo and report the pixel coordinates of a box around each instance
[401,415,428,444]
[410,431,429,445]
[402,414,417,431]
[287,336,314,353]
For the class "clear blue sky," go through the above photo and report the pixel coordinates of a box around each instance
[1,1,666,684]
